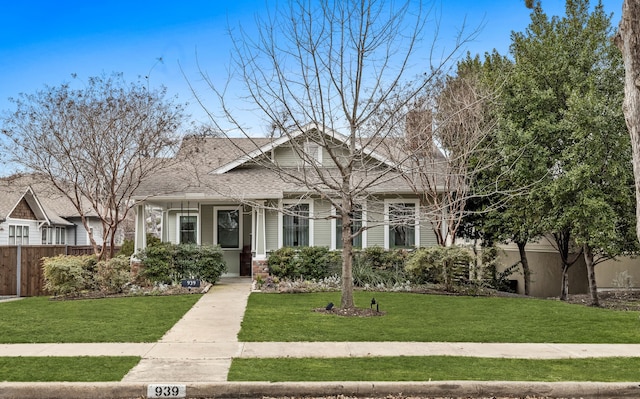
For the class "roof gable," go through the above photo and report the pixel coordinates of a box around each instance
[213,123,401,174]
[0,175,77,226]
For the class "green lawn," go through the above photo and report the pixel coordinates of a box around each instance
[0,357,140,381]
[239,292,640,343]
[0,294,201,343]
[229,356,640,382]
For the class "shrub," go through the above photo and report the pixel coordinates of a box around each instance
[43,255,97,296]
[137,243,227,285]
[267,247,341,280]
[183,244,227,283]
[298,246,341,279]
[405,246,472,291]
[137,242,174,284]
[119,239,135,257]
[96,255,131,293]
[352,248,410,288]
[267,247,299,279]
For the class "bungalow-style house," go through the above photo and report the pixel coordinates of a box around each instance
[131,124,443,277]
[0,174,104,246]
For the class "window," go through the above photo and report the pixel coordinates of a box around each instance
[9,225,29,245]
[56,227,66,245]
[335,206,363,249]
[216,208,240,249]
[178,215,198,244]
[41,226,65,245]
[283,203,309,247]
[304,140,322,165]
[42,227,51,245]
[387,202,417,248]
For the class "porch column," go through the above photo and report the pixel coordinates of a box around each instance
[134,203,147,252]
[252,201,269,279]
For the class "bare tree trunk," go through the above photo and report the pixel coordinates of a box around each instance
[583,243,600,307]
[615,0,640,242]
[516,240,531,296]
[340,205,355,309]
[560,264,570,301]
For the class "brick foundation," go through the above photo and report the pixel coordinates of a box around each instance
[252,259,270,280]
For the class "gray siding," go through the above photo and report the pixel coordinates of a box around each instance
[420,224,438,248]
[365,200,385,248]
[201,205,214,245]
[273,146,299,167]
[313,199,331,247]
[265,208,278,252]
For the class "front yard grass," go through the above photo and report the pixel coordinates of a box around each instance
[228,356,640,382]
[239,292,640,343]
[0,356,140,381]
[0,295,201,343]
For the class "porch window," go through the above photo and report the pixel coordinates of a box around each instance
[335,206,363,249]
[216,209,240,249]
[283,204,309,247]
[388,202,416,248]
[9,225,29,245]
[179,215,198,244]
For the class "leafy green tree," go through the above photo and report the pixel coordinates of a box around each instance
[503,0,635,300]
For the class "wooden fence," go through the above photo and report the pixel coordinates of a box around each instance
[0,245,118,297]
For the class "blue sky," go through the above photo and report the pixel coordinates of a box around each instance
[0,0,622,175]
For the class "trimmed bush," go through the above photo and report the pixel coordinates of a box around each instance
[405,246,472,290]
[137,242,174,284]
[96,255,131,293]
[137,243,227,285]
[43,255,97,296]
[267,247,341,280]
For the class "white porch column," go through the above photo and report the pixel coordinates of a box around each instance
[251,201,268,279]
[134,203,147,252]
[253,201,267,259]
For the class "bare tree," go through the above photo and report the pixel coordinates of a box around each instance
[614,0,640,243]
[200,0,475,309]
[1,73,186,259]
[378,56,506,247]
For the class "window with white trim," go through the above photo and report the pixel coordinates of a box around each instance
[283,203,310,247]
[215,208,241,249]
[9,225,29,245]
[178,214,198,244]
[56,227,66,245]
[42,227,51,245]
[386,201,418,248]
[303,140,322,165]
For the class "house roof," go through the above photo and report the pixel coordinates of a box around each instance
[133,125,448,202]
[0,174,92,226]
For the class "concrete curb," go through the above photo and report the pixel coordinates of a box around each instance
[2,381,640,399]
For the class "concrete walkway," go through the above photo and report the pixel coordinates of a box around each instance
[2,277,640,390]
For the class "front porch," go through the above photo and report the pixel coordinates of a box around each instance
[133,200,269,278]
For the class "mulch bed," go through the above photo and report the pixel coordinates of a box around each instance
[313,306,387,317]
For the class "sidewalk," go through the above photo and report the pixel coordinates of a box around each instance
[2,278,640,370]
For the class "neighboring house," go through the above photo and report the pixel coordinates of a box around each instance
[131,124,444,277]
[0,174,103,247]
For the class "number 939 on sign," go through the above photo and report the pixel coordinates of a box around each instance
[147,384,186,398]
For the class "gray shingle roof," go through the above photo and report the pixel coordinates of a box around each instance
[0,174,89,225]
[133,132,447,201]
